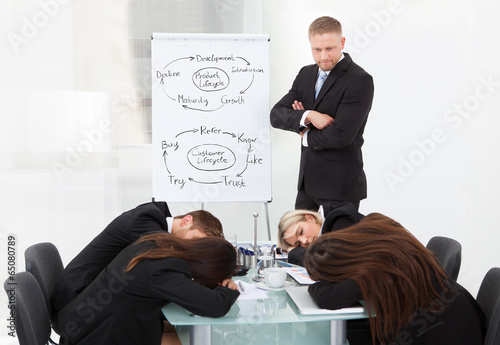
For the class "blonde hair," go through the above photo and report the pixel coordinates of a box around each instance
[308,16,342,38]
[277,209,323,249]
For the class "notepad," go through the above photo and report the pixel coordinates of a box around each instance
[286,286,365,315]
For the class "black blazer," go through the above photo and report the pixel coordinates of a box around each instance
[270,53,374,201]
[320,202,364,235]
[309,278,486,345]
[55,241,239,345]
[51,201,171,315]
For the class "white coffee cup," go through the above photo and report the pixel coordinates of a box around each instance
[264,268,287,288]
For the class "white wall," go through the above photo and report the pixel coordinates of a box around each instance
[264,0,500,296]
[0,0,499,342]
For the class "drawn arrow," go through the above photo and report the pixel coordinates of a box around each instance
[164,56,195,69]
[237,159,249,177]
[175,129,199,138]
[182,103,225,112]
[188,178,222,185]
[161,87,175,101]
[236,56,250,65]
[160,56,193,101]
[240,73,254,94]
[162,151,171,174]
[223,132,236,138]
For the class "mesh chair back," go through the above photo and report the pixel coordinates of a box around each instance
[4,271,51,345]
[25,242,64,316]
[477,267,500,345]
[426,236,462,281]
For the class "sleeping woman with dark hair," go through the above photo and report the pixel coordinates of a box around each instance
[303,213,486,345]
[55,233,240,345]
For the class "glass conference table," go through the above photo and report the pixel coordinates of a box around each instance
[162,269,368,345]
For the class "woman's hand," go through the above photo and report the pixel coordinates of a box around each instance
[219,279,239,291]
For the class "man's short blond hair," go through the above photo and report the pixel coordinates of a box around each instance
[308,16,342,38]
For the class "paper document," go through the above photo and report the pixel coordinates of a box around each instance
[236,281,269,300]
[284,267,316,285]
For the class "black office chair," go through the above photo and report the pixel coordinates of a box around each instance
[476,267,500,345]
[4,271,52,345]
[25,242,64,316]
[426,236,462,281]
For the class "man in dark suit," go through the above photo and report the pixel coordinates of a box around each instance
[51,201,223,318]
[270,16,374,211]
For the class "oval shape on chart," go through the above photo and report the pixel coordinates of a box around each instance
[192,67,229,92]
[187,144,236,171]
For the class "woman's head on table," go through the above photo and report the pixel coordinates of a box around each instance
[127,232,240,288]
[303,213,452,344]
[277,209,323,250]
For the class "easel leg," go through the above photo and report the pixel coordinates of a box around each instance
[264,202,271,241]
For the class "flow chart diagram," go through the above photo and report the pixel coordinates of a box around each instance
[151,33,271,203]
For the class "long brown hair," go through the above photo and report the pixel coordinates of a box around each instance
[303,213,449,344]
[126,233,238,289]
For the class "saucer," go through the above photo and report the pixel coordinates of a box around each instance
[255,280,294,291]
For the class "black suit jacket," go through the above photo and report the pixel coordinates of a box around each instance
[309,278,486,345]
[51,201,171,316]
[287,202,364,266]
[270,53,374,201]
[320,202,364,235]
[56,241,239,345]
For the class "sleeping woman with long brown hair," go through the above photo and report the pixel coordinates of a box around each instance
[55,232,240,345]
[303,213,486,345]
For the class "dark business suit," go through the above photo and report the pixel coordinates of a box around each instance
[55,240,239,345]
[320,201,365,234]
[270,53,374,209]
[51,201,171,317]
[309,278,486,345]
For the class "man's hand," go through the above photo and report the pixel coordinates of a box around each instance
[292,100,305,111]
[305,111,334,130]
[300,125,310,138]
[292,100,334,130]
